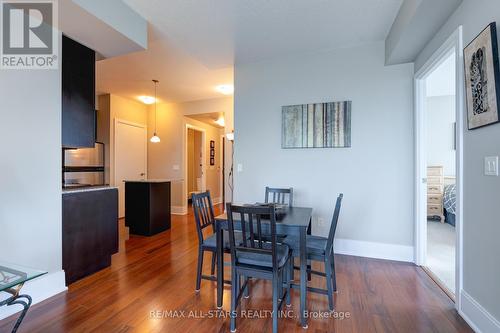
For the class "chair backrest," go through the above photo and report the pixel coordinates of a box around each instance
[192,191,216,244]
[325,194,343,253]
[226,203,279,269]
[265,187,293,206]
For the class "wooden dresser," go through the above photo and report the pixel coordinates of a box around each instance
[427,166,445,223]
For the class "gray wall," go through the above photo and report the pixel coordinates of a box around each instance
[234,42,415,248]
[415,0,500,324]
[0,34,64,318]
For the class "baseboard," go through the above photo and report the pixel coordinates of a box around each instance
[459,289,500,333]
[334,238,414,263]
[171,205,188,215]
[0,270,67,320]
[212,197,223,205]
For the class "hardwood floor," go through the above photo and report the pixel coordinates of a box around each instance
[1,205,472,333]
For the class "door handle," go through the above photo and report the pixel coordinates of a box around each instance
[140,173,145,176]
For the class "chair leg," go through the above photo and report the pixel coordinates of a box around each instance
[324,257,334,311]
[243,276,250,298]
[331,253,337,292]
[210,251,216,276]
[290,256,295,281]
[272,274,279,333]
[195,247,204,292]
[286,257,292,306]
[307,260,312,281]
[230,270,238,332]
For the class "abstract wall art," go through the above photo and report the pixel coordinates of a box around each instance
[282,101,351,148]
[464,22,500,130]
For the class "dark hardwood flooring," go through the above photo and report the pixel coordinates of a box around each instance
[0,205,472,332]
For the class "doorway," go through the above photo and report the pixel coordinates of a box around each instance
[186,126,206,205]
[114,119,147,218]
[415,27,463,305]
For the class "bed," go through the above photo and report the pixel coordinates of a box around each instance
[443,183,456,226]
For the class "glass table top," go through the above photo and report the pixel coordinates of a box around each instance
[0,262,47,292]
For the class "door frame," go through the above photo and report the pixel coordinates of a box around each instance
[220,134,226,204]
[414,26,464,309]
[183,123,207,210]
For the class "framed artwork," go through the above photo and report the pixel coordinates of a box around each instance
[209,140,215,165]
[464,22,500,130]
[282,101,351,148]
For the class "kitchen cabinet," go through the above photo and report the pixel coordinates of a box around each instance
[62,187,118,285]
[62,35,96,148]
[124,180,171,236]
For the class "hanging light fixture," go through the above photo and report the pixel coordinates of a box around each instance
[150,79,161,143]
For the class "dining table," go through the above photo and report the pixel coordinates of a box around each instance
[215,206,313,328]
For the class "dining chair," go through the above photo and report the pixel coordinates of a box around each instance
[226,203,293,333]
[192,191,240,292]
[293,193,343,311]
[265,187,294,206]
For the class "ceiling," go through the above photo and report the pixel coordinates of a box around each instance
[96,26,233,104]
[186,112,225,129]
[98,0,403,103]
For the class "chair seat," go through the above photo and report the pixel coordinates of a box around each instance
[306,235,327,255]
[203,231,242,249]
[237,243,290,268]
[281,235,328,256]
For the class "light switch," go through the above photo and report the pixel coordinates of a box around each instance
[237,164,243,172]
[172,164,180,171]
[484,156,499,176]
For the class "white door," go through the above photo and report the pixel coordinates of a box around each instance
[115,120,147,218]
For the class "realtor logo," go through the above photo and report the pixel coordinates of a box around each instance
[1,0,58,69]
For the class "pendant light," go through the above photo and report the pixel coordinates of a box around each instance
[150,79,161,143]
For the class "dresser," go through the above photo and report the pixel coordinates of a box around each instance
[427,166,445,223]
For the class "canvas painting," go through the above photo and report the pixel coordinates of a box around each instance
[464,22,500,129]
[282,101,351,148]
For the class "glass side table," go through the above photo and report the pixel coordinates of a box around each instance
[0,262,46,333]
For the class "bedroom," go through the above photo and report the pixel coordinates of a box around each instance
[424,51,457,297]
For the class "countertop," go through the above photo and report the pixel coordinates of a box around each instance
[62,185,118,194]
[123,179,182,183]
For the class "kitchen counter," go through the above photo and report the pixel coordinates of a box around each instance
[62,185,118,194]
[123,179,181,183]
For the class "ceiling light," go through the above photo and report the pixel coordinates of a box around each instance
[215,117,225,127]
[150,80,161,143]
[138,96,155,104]
[150,134,161,143]
[215,84,234,95]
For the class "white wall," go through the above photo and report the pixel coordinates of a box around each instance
[0,35,66,319]
[415,0,500,329]
[234,42,415,260]
[147,99,228,213]
[426,95,456,176]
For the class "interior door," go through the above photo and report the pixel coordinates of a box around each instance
[115,120,147,218]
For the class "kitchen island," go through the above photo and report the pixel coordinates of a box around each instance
[62,186,118,285]
[124,180,172,236]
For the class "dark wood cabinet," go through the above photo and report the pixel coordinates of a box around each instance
[125,181,171,236]
[62,35,96,148]
[62,188,118,285]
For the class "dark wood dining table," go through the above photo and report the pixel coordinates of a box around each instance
[215,206,313,328]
